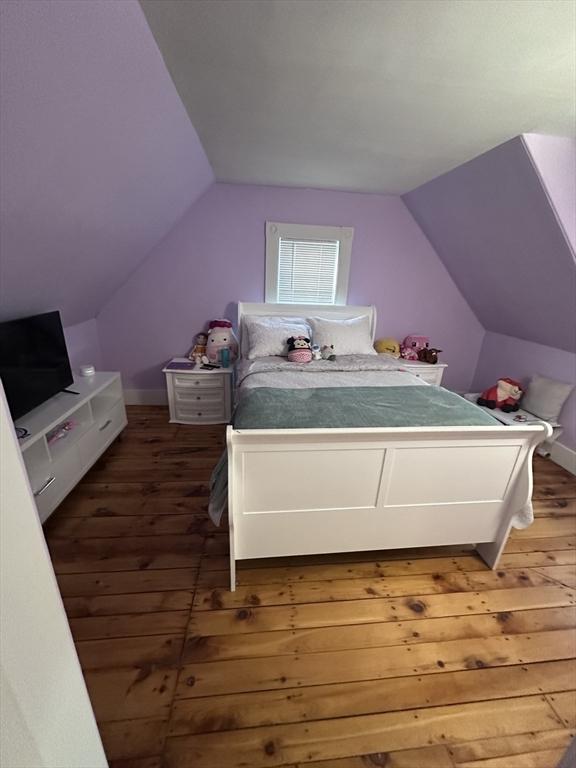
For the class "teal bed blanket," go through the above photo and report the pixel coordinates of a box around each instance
[233,386,501,430]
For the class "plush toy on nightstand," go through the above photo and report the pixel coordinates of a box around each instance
[401,334,429,361]
[477,378,524,412]
[188,332,208,365]
[206,319,238,365]
[375,338,401,358]
[418,346,442,365]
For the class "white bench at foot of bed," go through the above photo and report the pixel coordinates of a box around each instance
[226,423,551,591]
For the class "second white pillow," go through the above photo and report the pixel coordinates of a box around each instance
[308,315,376,356]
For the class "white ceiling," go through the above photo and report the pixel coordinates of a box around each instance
[141,0,576,194]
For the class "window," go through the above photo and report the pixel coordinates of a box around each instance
[265,222,353,305]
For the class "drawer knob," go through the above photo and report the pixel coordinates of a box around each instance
[196,396,200,400]
[197,412,202,416]
[194,381,199,385]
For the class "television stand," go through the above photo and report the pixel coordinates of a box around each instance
[62,388,81,395]
[14,372,127,523]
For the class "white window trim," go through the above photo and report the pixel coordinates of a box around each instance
[265,222,354,305]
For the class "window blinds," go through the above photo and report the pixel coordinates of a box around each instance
[277,237,340,304]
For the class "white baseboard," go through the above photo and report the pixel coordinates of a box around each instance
[549,441,576,475]
[124,389,167,406]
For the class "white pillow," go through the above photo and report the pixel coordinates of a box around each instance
[243,315,311,359]
[522,374,574,423]
[308,315,376,356]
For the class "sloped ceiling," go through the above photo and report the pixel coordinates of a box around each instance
[0,0,213,327]
[403,136,576,353]
[524,133,576,252]
[140,0,575,193]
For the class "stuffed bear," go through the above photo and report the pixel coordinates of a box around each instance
[321,344,336,361]
[287,336,312,363]
[477,378,524,412]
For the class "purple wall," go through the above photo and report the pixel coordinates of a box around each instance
[98,183,484,392]
[524,134,576,253]
[0,0,213,327]
[404,136,576,353]
[64,320,102,375]
[472,332,576,450]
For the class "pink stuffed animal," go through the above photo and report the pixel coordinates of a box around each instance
[401,334,429,361]
[206,319,238,364]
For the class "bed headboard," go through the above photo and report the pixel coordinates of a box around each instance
[237,302,377,354]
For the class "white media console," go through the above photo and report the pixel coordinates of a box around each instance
[15,372,127,523]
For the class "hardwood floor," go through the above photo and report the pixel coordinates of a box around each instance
[44,405,576,768]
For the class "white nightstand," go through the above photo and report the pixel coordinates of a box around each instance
[163,358,233,425]
[379,356,447,386]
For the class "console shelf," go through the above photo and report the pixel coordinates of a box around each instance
[15,372,127,523]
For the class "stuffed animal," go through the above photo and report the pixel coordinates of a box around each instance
[206,319,238,364]
[287,336,312,363]
[418,346,442,365]
[401,334,429,361]
[311,344,322,361]
[477,378,524,412]
[321,344,336,361]
[188,332,208,364]
[374,338,400,358]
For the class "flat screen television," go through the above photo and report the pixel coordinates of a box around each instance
[0,311,73,421]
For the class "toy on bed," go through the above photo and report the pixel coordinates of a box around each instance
[477,378,524,412]
[206,319,238,365]
[287,336,313,363]
[321,344,336,361]
[374,338,400,358]
[401,334,429,361]
[311,344,322,361]
[418,346,442,365]
[188,332,208,364]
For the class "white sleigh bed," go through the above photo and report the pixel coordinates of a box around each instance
[224,303,550,591]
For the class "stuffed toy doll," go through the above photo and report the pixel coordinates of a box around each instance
[401,334,429,361]
[188,332,208,364]
[477,378,524,412]
[206,319,238,364]
[374,338,400,358]
[287,336,313,363]
[311,344,322,361]
[321,344,336,361]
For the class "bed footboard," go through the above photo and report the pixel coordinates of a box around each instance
[227,424,551,591]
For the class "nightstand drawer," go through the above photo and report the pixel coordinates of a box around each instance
[175,388,224,404]
[413,370,443,385]
[173,374,224,390]
[175,403,225,422]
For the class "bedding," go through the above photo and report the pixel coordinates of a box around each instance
[236,354,425,390]
[234,385,501,430]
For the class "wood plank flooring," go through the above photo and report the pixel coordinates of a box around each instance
[44,405,576,768]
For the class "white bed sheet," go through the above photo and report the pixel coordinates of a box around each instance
[236,355,428,391]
